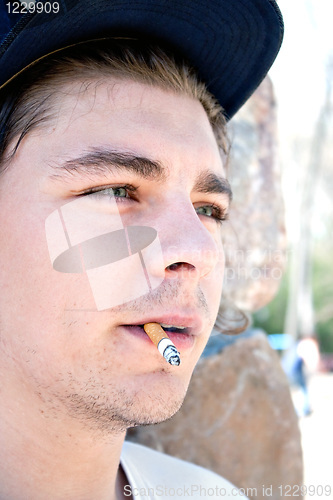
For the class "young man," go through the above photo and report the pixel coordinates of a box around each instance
[0,1,283,499]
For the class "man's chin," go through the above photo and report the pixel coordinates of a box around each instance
[115,383,187,430]
[130,395,186,428]
[63,382,188,436]
[120,368,192,428]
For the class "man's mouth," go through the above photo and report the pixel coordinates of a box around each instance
[118,312,204,353]
[120,320,197,351]
[122,313,202,334]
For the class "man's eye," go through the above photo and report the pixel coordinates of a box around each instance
[195,204,228,224]
[95,187,128,198]
[86,185,136,200]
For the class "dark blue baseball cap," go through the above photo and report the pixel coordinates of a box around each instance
[0,0,283,119]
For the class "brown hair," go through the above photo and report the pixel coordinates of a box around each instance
[0,38,228,165]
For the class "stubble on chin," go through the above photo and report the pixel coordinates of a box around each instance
[45,372,189,438]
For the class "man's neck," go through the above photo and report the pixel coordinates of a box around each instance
[0,377,127,500]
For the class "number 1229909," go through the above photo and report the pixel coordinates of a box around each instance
[6,2,60,14]
[278,484,331,497]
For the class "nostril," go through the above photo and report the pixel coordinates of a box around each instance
[167,262,195,271]
[167,263,181,271]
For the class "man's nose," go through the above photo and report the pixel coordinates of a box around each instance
[150,205,222,282]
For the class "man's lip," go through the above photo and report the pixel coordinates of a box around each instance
[121,313,203,336]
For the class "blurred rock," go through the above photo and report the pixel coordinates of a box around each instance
[127,333,303,499]
[223,77,287,312]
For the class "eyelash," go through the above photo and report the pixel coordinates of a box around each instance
[82,185,228,224]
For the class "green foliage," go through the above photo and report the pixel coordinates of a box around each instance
[253,272,289,334]
[312,241,333,353]
[316,320,333,353]
[253,244,333,353]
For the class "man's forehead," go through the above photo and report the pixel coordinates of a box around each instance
[44,78,223,163]
[54,77,210,124]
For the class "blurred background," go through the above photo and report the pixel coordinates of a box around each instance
[261,0,333,371]
[257,0,333,495]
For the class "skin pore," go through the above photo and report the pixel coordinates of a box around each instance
[0,78,230,499]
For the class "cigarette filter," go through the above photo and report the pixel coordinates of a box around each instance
[143,323,181,366]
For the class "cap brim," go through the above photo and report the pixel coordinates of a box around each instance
[0,0,283,119]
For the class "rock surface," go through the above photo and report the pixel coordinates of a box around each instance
[128,333,303,499]
[222,77,287,312]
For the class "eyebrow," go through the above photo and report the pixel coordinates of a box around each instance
[50,148,232,201]
[193,171,233,202]
[51,149,167,181]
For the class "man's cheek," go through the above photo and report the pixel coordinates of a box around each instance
[202,245,225,284]
[85,229,163,310]
[201,248,225,315]
[45,197,165,311]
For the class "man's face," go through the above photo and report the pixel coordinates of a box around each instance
[0,78,230,432]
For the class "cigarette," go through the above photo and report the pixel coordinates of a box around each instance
[143,323,181,366]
